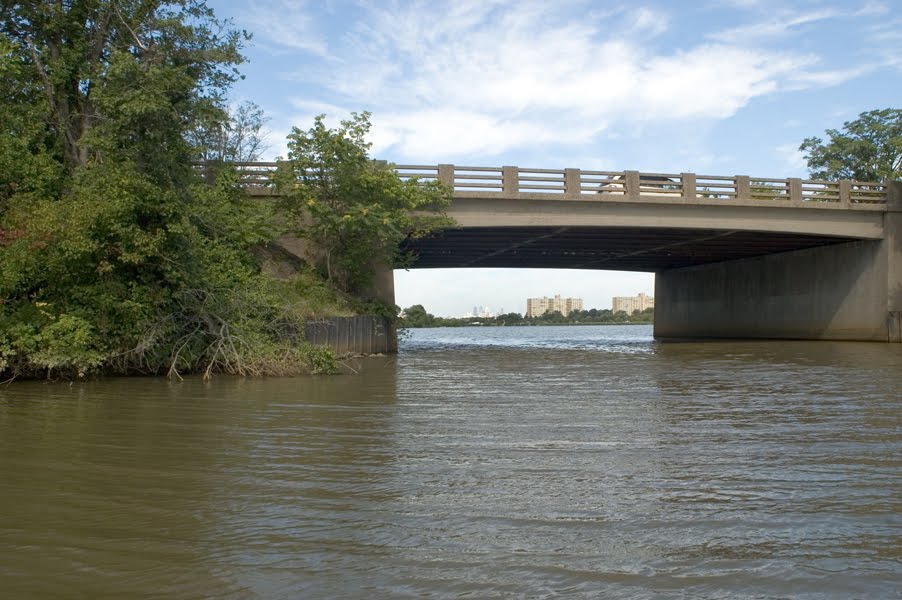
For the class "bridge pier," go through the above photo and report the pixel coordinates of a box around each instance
[654,182,902,342]
[369,261,398,353]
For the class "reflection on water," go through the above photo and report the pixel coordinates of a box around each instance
[1,325,900,598]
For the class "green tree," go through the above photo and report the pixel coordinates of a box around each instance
[799,109,902,181]
[399,304,434,328]
[273,113,453,297]
[0,0,247,169]
[0,1,340,379]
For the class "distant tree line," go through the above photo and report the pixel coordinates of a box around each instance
[399,305,654,328]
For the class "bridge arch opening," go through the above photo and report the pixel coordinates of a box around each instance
[394,268,655,322]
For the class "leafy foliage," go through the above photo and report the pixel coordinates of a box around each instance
[800,109,902,181]
[0,0,248,169]
[273,113,454,297]
[0,1,347,380]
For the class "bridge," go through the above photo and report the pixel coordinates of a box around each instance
[235,162,901,343]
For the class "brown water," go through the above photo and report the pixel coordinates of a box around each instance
[1,325,900,599]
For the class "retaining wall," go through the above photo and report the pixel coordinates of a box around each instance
[304,316,397,354]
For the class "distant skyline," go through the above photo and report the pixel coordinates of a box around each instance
[209,0,901,316]
[394,268,653,316]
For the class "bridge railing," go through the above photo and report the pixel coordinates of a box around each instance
[232,162,888,205]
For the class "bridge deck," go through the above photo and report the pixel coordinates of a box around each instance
[233,162,890,271]
[400,226,856,271]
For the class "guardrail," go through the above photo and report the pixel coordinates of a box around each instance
[229,162,888,205]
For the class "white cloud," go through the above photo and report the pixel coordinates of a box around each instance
[627,7,670,37]
[245,0,330,56]
[708,3,891,43]
[776,142,807,175]
[709,0,763,8]
[868,17,902,69]
[707,8,840,42]
[244,1,885,164]
[368,110,585,161]
[784,66,872,90]
[265,2,860,160]
[856,2,890,17]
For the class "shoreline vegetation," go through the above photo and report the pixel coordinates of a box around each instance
[0,2,450,381]
[399,305,654,329]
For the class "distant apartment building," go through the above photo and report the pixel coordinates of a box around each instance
[612,292,654,315]
[526,294,584,317]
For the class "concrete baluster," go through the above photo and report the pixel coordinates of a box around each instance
[565,168,581,199]
[735,176,750,200]
[625,171,640,200]
[789,178,803,202]
[839,180,851,205]
[502,166,519,197]
[681,173,697,200]
[438,164,454,189]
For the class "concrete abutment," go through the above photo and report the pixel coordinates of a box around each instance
[654,182,902,343]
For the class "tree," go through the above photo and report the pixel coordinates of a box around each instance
[0,2,339,379]
[273,113,453,297]
[189,100,268,163]
[399,304,434,328]
[0,0,247,170]
[799,109,902,181]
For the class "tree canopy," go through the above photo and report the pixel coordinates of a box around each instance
[0,0,247,169]
[0,1,338,379]
[799,108,902,182]
[273,113,453,300]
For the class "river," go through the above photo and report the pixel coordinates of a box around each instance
[1,324,900,598]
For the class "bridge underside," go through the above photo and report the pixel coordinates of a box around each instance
[401,226,857,271]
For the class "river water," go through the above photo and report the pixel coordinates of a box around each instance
[1,325,900,599]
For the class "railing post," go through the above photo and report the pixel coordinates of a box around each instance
[735,175,750,200]
[625,170,640,200]
[203,160,219,185]
[839,180,851,205]
[437,164,454,189]
[681,173,696,200]
[564,168,581,199]
[887,180,902,210]
[789,177,802,202]
[502,166,519,197]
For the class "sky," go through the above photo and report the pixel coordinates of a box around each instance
[209,0,901,316]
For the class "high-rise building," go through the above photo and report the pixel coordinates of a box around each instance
[526,294,584,317]
[612,292,654,315]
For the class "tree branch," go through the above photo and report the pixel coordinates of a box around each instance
[113,3,148,51]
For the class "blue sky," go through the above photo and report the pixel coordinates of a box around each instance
[210,0,901,316]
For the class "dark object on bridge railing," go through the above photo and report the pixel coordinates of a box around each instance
[304,316,395,355]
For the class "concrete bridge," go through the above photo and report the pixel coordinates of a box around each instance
[236,162,901,343]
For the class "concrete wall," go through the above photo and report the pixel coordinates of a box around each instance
[305,316,396,355]
[268,236,399,353]
[655,182,902,342]
[273,235,396,307]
